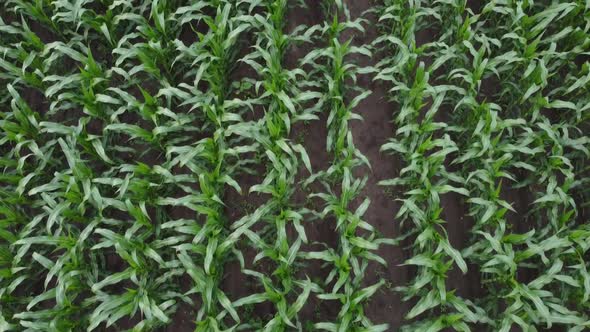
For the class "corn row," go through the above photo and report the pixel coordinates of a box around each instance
[374,1,487,330]
[433,1,590,331]
[423,1,542,330]
[225,0,322,330]
[489,2,590,330]
[300,1,391,331]
[1,1,194,330]
[167,1,264,330]
[0,0,259,330]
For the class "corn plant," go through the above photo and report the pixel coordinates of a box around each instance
[221,0,324,330]
[373,1,489,331]
[0,0,258,330]
[373,0,590,331]
[436,1,590,331]
[164,1,265,330]
[297,2,393,331]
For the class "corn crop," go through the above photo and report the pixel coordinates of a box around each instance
[299,2,393,331]
[374,0,590,331]
[0,0,589,331]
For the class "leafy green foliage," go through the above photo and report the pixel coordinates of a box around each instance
[0,0,589,331]
[374,0,590,331]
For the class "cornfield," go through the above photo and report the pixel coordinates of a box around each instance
[0,0,588,331]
